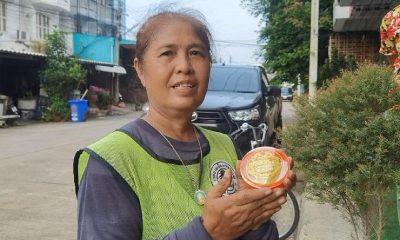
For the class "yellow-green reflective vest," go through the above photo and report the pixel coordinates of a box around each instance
[74,127,237,240]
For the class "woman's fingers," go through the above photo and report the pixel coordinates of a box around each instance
[206,169,232,199]
[231,187,273,206]
[233,186,285,206]
[246,189,287,215]
[203,171,290,238]
[288,156,294,169]
[283,170,297,189]
[251,206,282,230]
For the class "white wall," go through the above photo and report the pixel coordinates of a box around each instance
[0,0,68,52]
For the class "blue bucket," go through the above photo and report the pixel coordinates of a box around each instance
[68,99,88,122]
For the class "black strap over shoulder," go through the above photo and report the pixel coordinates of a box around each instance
[73,149,84,197]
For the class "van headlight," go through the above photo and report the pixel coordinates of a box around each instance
[228,107,260,121]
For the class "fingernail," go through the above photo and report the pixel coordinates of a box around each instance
[223,169,231,178]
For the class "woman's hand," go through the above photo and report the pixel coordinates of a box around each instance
[283,157,297,190]
[202,169,287,240]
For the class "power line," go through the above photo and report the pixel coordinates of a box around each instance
[214,40,264,47]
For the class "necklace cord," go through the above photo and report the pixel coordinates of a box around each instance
[147,118,204,192]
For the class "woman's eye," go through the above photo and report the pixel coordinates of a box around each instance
[190,50,204,56]
[160,51,173,57]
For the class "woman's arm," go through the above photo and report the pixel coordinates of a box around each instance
[77,156,142,240]
[78,156,213,240]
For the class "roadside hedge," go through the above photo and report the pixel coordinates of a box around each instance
[283,64,400,240]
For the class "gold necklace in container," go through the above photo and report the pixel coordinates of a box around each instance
[150,122,206,205]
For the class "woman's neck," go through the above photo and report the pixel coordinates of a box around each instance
[144,110,196,141]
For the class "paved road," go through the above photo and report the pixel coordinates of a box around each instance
[0,113,142,240]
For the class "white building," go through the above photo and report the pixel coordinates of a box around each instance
[0,0,125,54]
[0,0,132,117]
[0,0,70,53]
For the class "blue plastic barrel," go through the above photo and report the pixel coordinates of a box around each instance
[68,99,88,122]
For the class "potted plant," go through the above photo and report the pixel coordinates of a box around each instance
[96,90,114,115]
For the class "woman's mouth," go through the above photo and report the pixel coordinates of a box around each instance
[173,83,194,88]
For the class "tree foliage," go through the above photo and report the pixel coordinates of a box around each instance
[241,0,332,85]
[40,31,86,121]
[283,64,400,240]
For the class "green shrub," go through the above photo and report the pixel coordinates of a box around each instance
[42,95,69,122]
[283,64,400,240]
[40,31,86,121]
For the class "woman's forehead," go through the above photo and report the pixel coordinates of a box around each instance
[148,20,204,47]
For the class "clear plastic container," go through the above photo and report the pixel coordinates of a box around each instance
[240,147,291,189]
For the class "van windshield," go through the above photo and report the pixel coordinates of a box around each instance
[208,67,260,93]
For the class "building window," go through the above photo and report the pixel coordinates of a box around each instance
[36,13,50,39]
[0,1,6,32]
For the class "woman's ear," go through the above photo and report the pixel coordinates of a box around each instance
[133,58,146,87]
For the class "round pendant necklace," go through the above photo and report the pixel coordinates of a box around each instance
[149,119,206,206]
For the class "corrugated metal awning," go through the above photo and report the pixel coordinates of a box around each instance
[0,48,46,57]
[0,49,122,66]
[95,65,127,74]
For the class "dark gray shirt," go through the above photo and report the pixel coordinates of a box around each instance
[77,119,278,239]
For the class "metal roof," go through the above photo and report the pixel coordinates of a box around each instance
[0,48,46,57]
[339,0,396,6]
[333,1,400,32]
[0,48,117,66]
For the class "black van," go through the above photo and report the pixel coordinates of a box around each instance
[193,64,282,154]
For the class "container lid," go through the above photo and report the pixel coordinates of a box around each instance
[240,147,291,189]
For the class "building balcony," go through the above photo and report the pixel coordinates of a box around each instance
[339,0,397,7]
[32,0,70,13]
[333,0,398,32]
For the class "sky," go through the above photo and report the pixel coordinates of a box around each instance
[124,0,263,65]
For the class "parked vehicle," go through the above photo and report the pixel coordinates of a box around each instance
[281,87,293,101]
[193,64,283,155]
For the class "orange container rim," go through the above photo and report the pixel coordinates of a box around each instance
[240,147,291,189]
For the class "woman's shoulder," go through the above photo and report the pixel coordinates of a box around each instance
[87,119,144,152]
[197,126,231,141]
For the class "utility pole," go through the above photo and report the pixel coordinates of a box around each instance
[309,0,319,100]
[114,0,121,101]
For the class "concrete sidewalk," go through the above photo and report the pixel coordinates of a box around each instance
[294,187,354,240]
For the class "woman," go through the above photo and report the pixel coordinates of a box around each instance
[74,9,296,240]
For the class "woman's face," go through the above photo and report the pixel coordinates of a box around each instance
[135,19,211,116]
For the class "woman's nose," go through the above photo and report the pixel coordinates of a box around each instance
[176,53,194,74]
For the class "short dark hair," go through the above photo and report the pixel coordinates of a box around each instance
[135,9,213,63]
